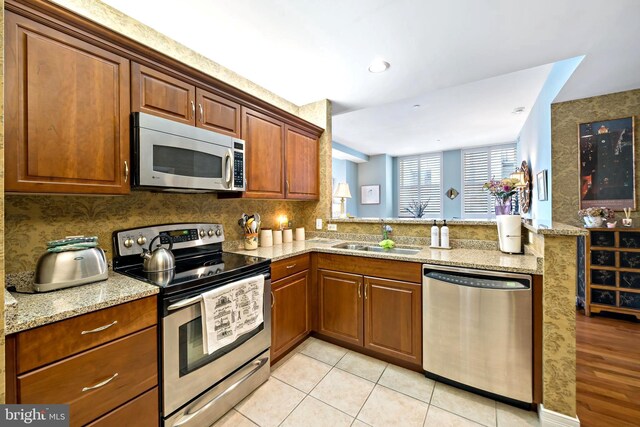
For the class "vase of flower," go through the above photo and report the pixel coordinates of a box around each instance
[578,207,614,228]
[495,197,512,215]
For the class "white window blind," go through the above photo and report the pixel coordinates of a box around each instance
[398,153,442,217]
[462,144,517,218]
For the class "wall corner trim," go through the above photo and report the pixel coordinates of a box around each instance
[539,404,580,427]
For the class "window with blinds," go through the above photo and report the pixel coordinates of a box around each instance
[398,153,442,217]
[462,144,517,218]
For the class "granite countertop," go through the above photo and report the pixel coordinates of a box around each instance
[229,238,543,275]
[522,219,587,236]
[4,270,159,335]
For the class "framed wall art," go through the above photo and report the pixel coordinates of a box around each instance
[361,185,380,205]
[537,170,548,201]
[579,116,635,210]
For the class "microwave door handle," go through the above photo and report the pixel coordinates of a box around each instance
[224,149,233,189]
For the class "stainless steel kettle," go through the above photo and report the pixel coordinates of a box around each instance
[141,235,175,272]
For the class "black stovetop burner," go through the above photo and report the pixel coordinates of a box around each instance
[112,223,270,297]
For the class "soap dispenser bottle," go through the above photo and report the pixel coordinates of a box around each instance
[431,220,440,247]
[441,220,450,248]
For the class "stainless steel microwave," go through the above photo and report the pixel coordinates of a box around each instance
[131,112,245,193]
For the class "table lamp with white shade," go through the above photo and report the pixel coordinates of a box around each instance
[334,182,352,218]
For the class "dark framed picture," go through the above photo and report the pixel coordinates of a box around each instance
[361,185,380,205]
[537,170,548,201]
[579,117,635,210]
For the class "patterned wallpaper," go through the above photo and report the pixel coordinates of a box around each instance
[552,89,640,226]
[541,235,577,416]
[5,194,327,274]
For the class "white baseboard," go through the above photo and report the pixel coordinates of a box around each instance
[539,404,580,427]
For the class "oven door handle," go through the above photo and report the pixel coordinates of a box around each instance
[171,356,269,426]
[167,295,202,311]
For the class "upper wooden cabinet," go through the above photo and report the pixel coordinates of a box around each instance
[242,108,286,198]
[197,88,241,137]
[5,11,131,194]
[285,125,320,199]
[131,63,241,137]
[131,63,195,125]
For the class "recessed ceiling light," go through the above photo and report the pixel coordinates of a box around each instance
[413,104,421,109]
[512,107,526,114]
[368,59,390,73]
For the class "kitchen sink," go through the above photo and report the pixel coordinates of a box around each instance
[332,242,420,255]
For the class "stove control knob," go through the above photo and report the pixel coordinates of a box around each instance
[124,238,134,248]
[208,229,215,237]
[199,229,206,238]
[215,228,222,237]
[136,236,147,246]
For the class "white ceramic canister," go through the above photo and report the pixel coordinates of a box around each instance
[273,229,283,245]
[283,228,293,243]
[295,227,305,241]
[260,229,273,247]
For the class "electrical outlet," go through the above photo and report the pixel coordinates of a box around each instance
[315,218,323,230]
[327,223,337,231]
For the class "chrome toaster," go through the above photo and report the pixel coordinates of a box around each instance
[34,247,109,292]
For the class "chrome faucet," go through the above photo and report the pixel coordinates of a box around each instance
[382,223,393,240]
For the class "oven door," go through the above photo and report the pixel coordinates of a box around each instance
[162,276,271,416]
[137,126,233,191]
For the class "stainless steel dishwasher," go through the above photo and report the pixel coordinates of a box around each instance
[422,264,532,404]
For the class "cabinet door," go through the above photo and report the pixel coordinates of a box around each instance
[271,270,310,361]
[285,125,319,200]
[242,108,285,198]
[317,269,363,346]
[196,88,241,137]
[131,62,195,125]
[364,277,422,365]
[5,12,130,194]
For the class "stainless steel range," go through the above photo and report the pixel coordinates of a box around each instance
[112,223,271,427]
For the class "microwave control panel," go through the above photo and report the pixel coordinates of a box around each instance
[233,140,245,190]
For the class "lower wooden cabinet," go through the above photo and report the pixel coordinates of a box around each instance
[271,270,310,361]
[364,277,422,365]
[317,264,422,368]
[6,297,159,426]
[317,269,363,346]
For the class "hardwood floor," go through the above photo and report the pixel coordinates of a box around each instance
[577,310,640,427]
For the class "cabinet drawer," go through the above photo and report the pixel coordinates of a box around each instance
[17,296,157,374]
[86,387,158,427]
[271,254,310,281]
[317,253,422,283]
[18,327,158,427]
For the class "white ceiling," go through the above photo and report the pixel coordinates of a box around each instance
[101,0,640,155]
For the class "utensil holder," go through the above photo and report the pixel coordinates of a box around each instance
[260,229,273,247]
[283,228,293,243]
[244,233,259,250]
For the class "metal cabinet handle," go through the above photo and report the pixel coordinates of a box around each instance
[81,320,118,335]
[358,282,362,298]
[286,179,290,194]
[124,161,129,183]
[286,264,297,269]
[271,291,275,308]
[199,103,204,123]
[82,373,118,392]
[191,101,195,119]
[364,282,368,300]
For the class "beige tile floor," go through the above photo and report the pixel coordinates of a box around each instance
[214,337,540,427]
